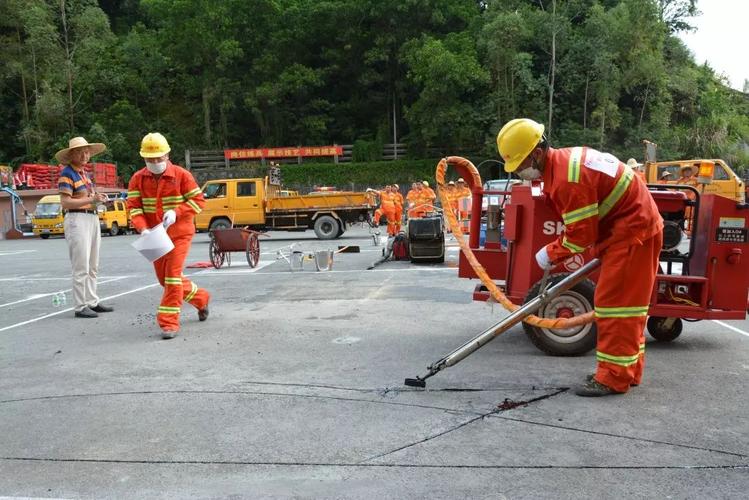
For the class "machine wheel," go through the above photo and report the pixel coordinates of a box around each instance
[245,233,260,268]
[209,238,225,269]
[209,218,232,231]
[40,234,50,239]
[313,215,340,240]
[522,273,597,356]
[109,222,120,236]
[647,316,682,341]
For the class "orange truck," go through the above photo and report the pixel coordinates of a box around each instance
[194,177,377,239]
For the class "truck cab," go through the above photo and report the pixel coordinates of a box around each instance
[32,195,64,239]
[197,179,265,231]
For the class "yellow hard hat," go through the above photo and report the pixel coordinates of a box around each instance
[422,181,429,187]
[140,132,171,158]
[496,118,545,172]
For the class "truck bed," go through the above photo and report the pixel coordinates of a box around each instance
[266,191,375,212]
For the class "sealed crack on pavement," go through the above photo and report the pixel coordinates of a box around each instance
[358,388,569,464]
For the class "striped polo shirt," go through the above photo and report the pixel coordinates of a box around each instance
[58,165,94,210]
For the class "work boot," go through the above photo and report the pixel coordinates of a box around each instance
[198,305,209,322]
[586,373,639,387]
[161,330,178,340]
[574,379,623,397]
[74,306,98,318]
[91,303,114,313]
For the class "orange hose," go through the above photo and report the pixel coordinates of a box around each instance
[436,157,594,329]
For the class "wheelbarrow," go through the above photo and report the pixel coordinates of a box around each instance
[208,227,267,269]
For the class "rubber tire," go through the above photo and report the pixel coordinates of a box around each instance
[209,218,232,231]
[109,222,119,236]
[209,238,225,269]
[313,215,340,240]
[40,234,50,239]
[522,273,597,356]
[647,316,682,341]
[246,233,260,268]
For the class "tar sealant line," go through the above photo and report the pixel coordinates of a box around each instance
[714,320,749,339]
[0,274,128,282]
[0,276,130,309]
[0,282,160,333]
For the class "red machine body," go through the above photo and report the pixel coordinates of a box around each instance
[460,183,749,321]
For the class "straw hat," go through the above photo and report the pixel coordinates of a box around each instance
[660,171,672,179]
[626,158,642,169]
[55,137,106,163]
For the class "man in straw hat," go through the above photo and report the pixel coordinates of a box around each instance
[126,132,210,339]
[56,137,114,318]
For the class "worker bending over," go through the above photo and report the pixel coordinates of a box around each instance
[497,118,663,397]
[127,132,211,339]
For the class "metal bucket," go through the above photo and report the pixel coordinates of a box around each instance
[314,250,334,271]
[290,251,304,271]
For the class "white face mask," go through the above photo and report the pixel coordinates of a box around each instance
[516,155,543,181]
[146,161,167,174]
[517,167,542,181]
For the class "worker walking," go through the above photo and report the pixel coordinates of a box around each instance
[127,132,210,339]
[392,184,404,233]
[497,118,663,397]
[370,185,398,236]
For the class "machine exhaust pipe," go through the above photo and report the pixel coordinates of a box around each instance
[404,258,601,388]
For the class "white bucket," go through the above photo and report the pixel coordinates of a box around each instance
[131,223,174,262]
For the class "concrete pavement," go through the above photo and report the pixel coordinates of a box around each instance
[0,226,747,498]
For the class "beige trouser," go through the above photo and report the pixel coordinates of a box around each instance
[64,212,101,312]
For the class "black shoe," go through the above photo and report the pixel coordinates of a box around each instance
[574,379,623,397]
[74,306,99,318]
[586,373,639,387]
[91,303,114,313]
[198,305,209,322]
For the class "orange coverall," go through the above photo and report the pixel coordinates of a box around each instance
[373,191,398,236]
[127,162,210,332]
[541,147,663,393]
[406,188,424,218]
[392,190,404,233]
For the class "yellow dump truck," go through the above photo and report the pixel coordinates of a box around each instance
[32,195,64,239]
[646,159,746,203]
[195,178,377,239]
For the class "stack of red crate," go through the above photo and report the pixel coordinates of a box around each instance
[14,162,121,190]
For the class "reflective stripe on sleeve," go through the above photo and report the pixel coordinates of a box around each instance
[186,199,202,214]
[562,236,585,253]
[599,167,634,219]
[184,187,201,199]
[562,203,598,225]
[567,147,583,183]
[127,190,141,198]
[129,208,144,217]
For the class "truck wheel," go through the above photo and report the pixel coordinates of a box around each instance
[209,218,232,231]
[313,215,340,239]
[40,234,50,239]
[109,222,119,236]
[647,316,682,342]
[522,273,597,356]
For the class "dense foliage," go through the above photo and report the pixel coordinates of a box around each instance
[1,0,747,180]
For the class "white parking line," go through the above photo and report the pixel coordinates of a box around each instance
[194,266,455,276]
[0,282,161,333]
[0,276,130,309]
[0,249,37,256]
[714,320,749,339]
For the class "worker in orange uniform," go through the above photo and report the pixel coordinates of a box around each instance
[455,178,472,232]
[497,118,663,397]
[127,132,211,339]
[675,165,698,234]
[406,182,424,219]
[421,181,436,212]
[392,184,404,233]
[443,181,459,230]
[369,185,398,236]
